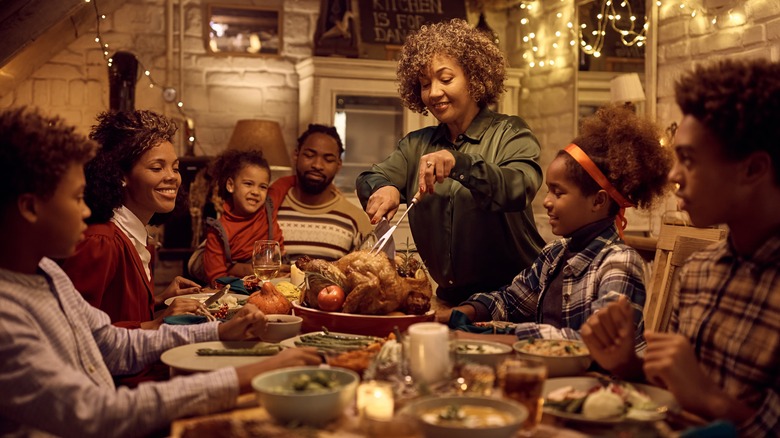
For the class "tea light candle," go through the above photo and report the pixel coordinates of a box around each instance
[357,381,394,421]
[408,322,452,385]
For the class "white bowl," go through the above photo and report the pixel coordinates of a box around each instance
[261,314,302,343]
[400,395,527,438]
[454,339,513,368]
[512,339,592,377]
[252,366,359,426]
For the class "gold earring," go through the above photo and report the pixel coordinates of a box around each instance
[121,181,127,188]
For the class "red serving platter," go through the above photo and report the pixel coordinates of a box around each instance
[291,301,435,337]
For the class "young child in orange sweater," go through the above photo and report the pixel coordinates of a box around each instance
[202,149,284,285]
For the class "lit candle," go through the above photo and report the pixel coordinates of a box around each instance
[357,381,394,421]
[407,322,452,385]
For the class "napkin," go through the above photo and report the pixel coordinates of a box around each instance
[215,276,250,295]
[163,314,210,325]
[447,309,516,334]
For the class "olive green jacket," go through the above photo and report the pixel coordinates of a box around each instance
[356,107,546,303]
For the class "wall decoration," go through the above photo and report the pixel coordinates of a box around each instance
[205,4,282,56]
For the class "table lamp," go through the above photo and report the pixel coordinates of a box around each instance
[610,73,646,110]
[227,119,292,172]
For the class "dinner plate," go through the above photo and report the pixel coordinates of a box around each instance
[160,341,275,374]
[542,377,678,425]
[163,293,247,307]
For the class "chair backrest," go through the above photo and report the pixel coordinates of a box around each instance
[644,221,727,332]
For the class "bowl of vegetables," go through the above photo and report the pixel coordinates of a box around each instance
[400,395,527,438]
[512,339,592,377]
[252,366,359,426]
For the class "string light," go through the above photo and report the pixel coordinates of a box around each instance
[87,0,198,152]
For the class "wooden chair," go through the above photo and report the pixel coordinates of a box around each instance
[643,220,727,332]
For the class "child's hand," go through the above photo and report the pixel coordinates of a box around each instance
[581,295,638,375]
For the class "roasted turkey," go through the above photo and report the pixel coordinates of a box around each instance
[295,250,432,315]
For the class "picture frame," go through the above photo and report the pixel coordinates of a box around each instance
[204,4,282,56]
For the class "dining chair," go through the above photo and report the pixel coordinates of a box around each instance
[643,217,728,332]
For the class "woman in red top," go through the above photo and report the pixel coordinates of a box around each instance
[203,149,284,285]
[62,110,202,330]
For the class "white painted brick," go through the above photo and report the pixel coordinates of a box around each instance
[661,40,691,61]
[693,30,741,55]
[14,81,33,106]
[50,80,68,106]
[57,110,84,127]
[742,25,766,47]
[243,72,287,87]
[112,4,165,34]
[285,0,321,14]
[285,13,314,45]
[33,80,48,106]
[68,81,86,106]
[767,17,780,40]
[0,93,14,108]
[205,71,245,86]
[208,86,265,113]
[33,64,83,80]
[540,87,570,115]
[525,74,548,90]
[750,0,780,21]
[658,20,688,44]
[548,67,573,86]
[50,50,85,66]
[86,81,106,108]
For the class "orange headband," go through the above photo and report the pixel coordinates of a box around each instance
[563,143,635,239]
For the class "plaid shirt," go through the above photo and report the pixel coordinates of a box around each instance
[0,258,239,437]
[671,233,780,436]
[466,224,646,350]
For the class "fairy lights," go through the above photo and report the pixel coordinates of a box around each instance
[86,0,198,152]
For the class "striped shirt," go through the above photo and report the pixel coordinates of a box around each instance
[466,224,647,350]
[276,186,373,262]
[671,234,780,436]
[0,259,239,437]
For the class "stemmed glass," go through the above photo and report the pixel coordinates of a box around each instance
[252,240,281,282]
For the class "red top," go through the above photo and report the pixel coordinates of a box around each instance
[61,222,154,329]
[203,195,285,284]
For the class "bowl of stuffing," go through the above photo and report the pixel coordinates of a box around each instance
[512,339,592,377]
[252,366,359,426]
[453,339,513,368]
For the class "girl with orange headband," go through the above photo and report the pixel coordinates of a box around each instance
[438,104,673,349]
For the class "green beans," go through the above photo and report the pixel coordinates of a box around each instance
[196,345,282,356]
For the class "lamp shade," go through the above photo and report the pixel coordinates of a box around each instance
[227,120,291,169]
[610,73,646,103]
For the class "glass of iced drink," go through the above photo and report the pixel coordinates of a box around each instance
[497,356,547,435]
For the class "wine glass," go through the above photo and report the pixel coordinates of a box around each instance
[252,240,281,282]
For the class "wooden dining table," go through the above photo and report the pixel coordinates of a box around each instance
[169,392,593,438]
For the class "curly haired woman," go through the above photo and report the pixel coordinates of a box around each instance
[357,19,546,304]
[439,104,673,351]
[62,110,202,331]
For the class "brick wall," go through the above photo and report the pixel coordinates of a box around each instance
[0,0,322,158]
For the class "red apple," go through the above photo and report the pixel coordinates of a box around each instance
[317,285,345,311]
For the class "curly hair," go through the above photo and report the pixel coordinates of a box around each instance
[396,18,507,114]
[85,110,177,224]
[0,107,97,213]
[559,104,673,215]
[210,149,270,201]
[296,124,343,155]
[675,58,780,184]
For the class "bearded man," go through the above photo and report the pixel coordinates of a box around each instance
[269,124,373,261]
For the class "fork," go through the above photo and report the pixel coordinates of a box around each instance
[369,195,419,255]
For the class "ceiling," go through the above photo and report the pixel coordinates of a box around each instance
[0,0,124,97]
